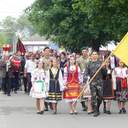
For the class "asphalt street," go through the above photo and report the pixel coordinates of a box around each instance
[0,91,128,128]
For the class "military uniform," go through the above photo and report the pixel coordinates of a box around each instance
[40,56,52,71]
[83,60,103,116]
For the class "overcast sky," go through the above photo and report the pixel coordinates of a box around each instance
[0,0,35,21]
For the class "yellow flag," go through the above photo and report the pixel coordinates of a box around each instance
[113,32,128,65]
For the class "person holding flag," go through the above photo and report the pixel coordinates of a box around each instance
[83,51,104,117]
[72,32,128,117]
[10,51,22,93]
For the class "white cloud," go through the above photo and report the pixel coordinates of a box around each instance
[0,0,35,20]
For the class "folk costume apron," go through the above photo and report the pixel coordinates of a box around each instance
[48,69,62,102]
[30,80,45,98]
[63,65,80,100]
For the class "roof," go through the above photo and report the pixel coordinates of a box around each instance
[23,34,46,41]
[22,40,50,45]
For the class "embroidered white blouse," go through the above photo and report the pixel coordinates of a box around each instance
[114,67,128,78]
[63,65,82,85]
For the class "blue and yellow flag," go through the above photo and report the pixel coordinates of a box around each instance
[113,32,128,65]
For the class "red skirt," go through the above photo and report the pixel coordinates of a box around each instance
[63,82,80,99]
[116,77,128,89]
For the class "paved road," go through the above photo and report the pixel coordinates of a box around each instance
[0,91,128,128]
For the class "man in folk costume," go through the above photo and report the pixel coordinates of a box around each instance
[77,47,89,111]
[83,51,103,117]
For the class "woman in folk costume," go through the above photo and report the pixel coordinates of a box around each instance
[46,58,64,114]
[114,61,128,114]
[30,61,47,114]
[63,55,82,114]
[101,60,114,114]
[59,52,67,76]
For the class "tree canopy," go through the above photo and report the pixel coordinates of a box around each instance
[26,0,128,52]
[0,15,35,48]
[0,33,9,47]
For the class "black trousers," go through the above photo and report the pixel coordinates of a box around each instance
[23,76,27,92]
[12,72,20,91]
[4,72,11,95]
[26,73,32,93]
[2,77,6,93]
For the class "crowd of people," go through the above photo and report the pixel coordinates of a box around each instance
[0,46,128,117]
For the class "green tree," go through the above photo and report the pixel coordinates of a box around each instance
[73,0,128,46]
[2,16,17,32]
[0,14,36,45]
[17,14,35,34]
[26,0,128,52]
[0,33,7,47]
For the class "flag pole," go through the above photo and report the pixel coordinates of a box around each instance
[73,52,113,104]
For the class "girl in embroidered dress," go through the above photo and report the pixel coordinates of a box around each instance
[63,55,82,114]
[114,61,128,114]
[46,58,64,114]
[30,61,47,114]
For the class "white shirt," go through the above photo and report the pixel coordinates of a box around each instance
[25,59,36,74]
[114,67,128,78]
[110,56,116,69]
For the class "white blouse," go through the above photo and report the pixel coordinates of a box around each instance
[114,67,128,78]
[25,59,36,74]
[45,68,65,91]
[64,65,82,84]
[31,68,46,82]
[30,68,47,98]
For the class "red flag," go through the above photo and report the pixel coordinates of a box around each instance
[16,38,26,54]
